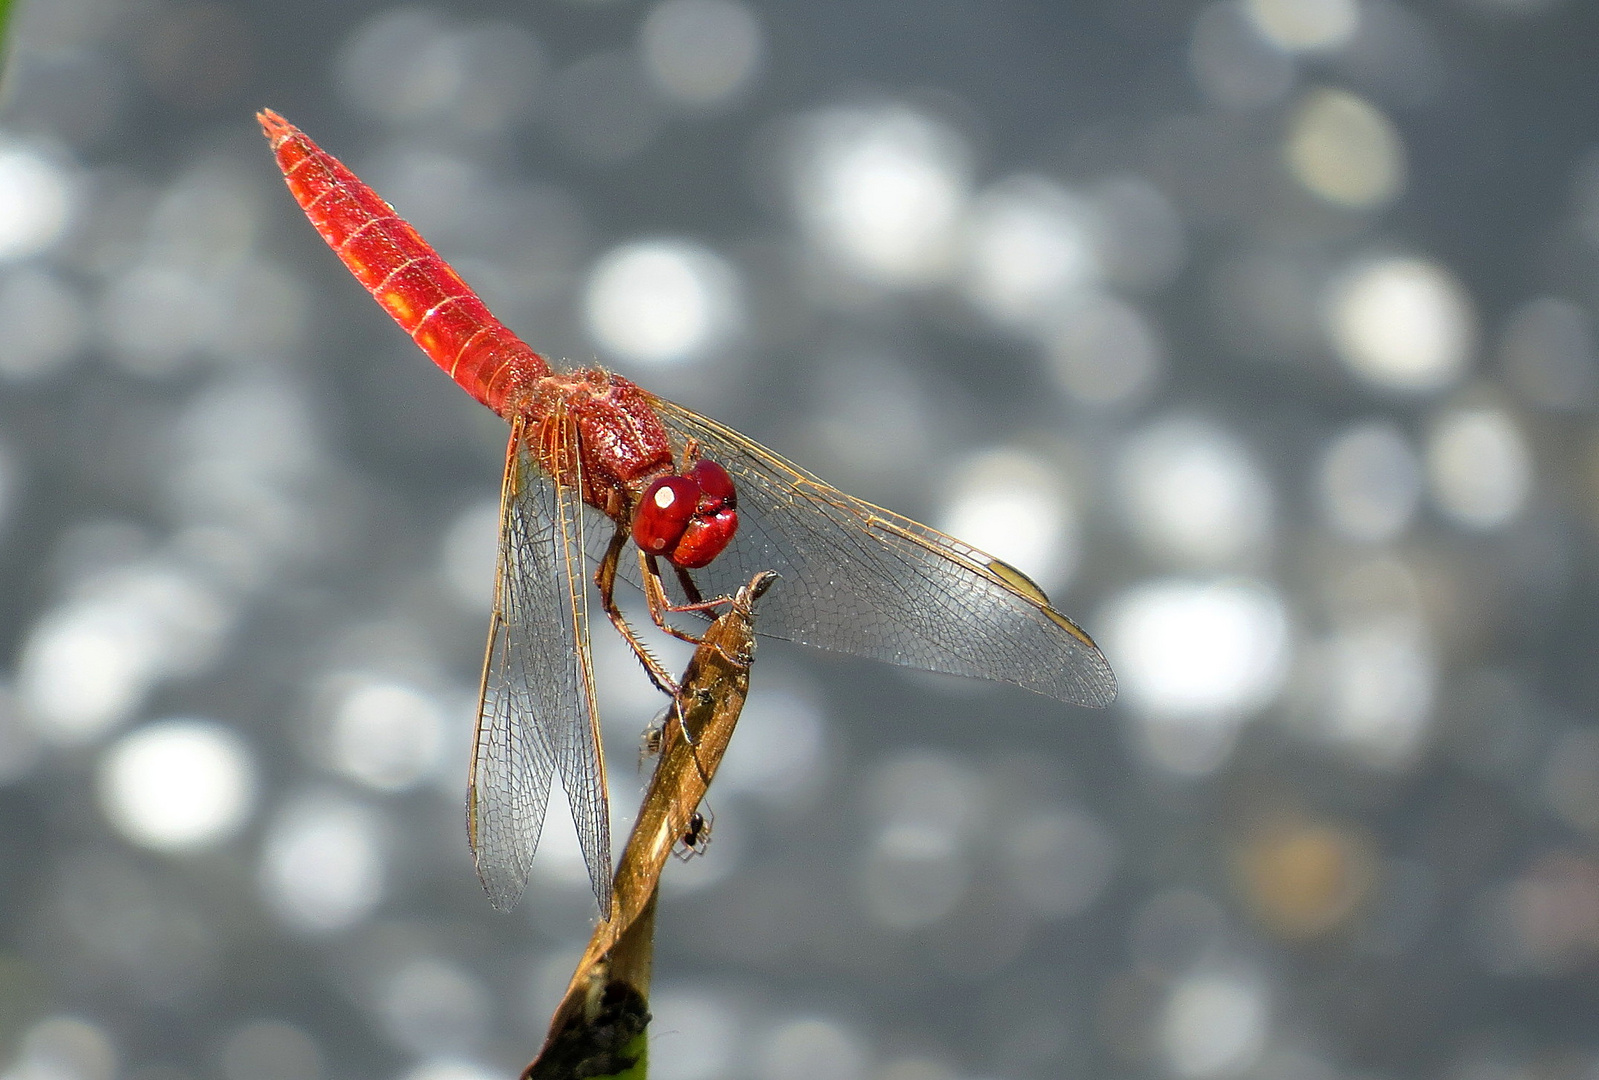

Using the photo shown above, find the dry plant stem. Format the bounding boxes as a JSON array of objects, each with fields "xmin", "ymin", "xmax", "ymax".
[{"xmin": 527, "ymin": 571, "xmax": 774, "ymax": 1079}]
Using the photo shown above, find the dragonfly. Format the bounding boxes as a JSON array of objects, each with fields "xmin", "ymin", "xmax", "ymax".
[{"xmin": 259, "ymin": 111, "xmax": 1116, "ymax": 920}]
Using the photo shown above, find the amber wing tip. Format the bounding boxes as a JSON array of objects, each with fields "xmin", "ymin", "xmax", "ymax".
[{"xmin": 256, "ymin": 108, "xmax": 295, "ymax": 146}]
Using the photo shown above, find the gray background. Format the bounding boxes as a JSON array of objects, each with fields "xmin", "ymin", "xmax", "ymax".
[{"xmin": 0, "ymin": 1, "xmax": 1597, "ymax": 1078}]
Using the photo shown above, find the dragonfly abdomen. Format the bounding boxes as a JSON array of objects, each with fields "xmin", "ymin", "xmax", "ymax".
[{"xmin": 259, "ymin": 110, "xmax": 548, "ymax": 414}]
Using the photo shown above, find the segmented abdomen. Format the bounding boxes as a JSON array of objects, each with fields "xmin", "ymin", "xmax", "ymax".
[{"xmin": 259, "ymin": 110, "xmax": 547, "ymax": 414}]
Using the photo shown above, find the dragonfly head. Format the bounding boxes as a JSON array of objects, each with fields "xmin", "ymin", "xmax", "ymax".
[{"xmin": 632, "ymin": 459, "xmax": 739, "ymax": 569}]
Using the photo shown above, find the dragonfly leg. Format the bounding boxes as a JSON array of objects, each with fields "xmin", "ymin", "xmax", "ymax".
[
  {"xmin": 673, "ymin": 561, "xmax": 707, "ymax": 606},
  {"xmin": 644, "ymin": 555, "xmax": 763, "ymax": 671},
  {"xmin": 677, "ymin": 437, "xmax": 703, "ymax": 473},
  {"xmin": 596, "ymin": 523, "xmax": 681, "ymax": 697},
  {"xmin": 638, "ymin": 551, "xmax": 722, "ymax": 646},
  {"xmin": 640, "ymin": 554, "xmax": 763, "ymax": 676},
  {"xmin": 642, "ymin": 552, "xmax": 746, "ymax": 622}
]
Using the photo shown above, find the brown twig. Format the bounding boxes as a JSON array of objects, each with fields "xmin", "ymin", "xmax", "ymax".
[{"xmin": 525, "ymin": 571, "xmax": 775, "ymax": 1080}]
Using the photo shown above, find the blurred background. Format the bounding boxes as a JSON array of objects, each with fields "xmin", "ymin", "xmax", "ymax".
[{"xmin": 0, "ymin": 0, "xmax": 1596, "ymax": 1077}]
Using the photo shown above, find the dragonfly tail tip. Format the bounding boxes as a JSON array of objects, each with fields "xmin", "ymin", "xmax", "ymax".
[{"xmin": 256, "ymin": 109, "xmax": 294, "ymax": 145}]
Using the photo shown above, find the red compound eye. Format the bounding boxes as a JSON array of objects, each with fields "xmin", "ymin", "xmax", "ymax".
[
  {"xmin": 632, "ymin": 475, "xmax": 698, "ymax": 556},
  {"xmin": 633, "ymin": 460, "xmax": 741, "ymax": 568},
  {"xmin": 670, "ymin": 460, "xmax": 738, "ymax": 568},
  {"xmin": 688, "ymin": 459, "xmax": 736, "ymax": 510},
  {"xmin": 670, "ymin": 506, "xmax": 738, "ymax": 568}
]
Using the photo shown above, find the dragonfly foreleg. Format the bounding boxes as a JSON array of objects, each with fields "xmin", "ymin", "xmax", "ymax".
[
  {"xmin": 676, "ymin": 436, "xmax": 703, "ymax": 474},
  {"xmin": 639, "ymin": 551, "xmax": 716, "ymax": 648},
  {"xmin": 596, "ymin": 522, "xmax": 682, "ymax": 697},
  {"xmin": 644, "ymin": 555, "xmax": 768, "ymax": 681},
  {"xmin": 672, "ymin": 562, "xmax": 706, "ymax": 606}
]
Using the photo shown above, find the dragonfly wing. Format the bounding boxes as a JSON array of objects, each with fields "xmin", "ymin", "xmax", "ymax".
[
  {"xmin": 648, "ymin": 400, "xmax": 1117, "ymax": 707},
  {"xmin": 468, "ymin": 417, "xmax": 612, "ymax": 917},
  {"xmin": 469, "ymin": 597, "xmax": 555, "ymax": 912}
]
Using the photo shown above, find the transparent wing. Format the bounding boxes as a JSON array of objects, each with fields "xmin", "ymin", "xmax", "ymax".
[
  {"xmin": 640, "ymin": 399, "xmax": 1117, "ymax": 707},
  {"xmin": 467, "ymin": 416, "xmax": 612, "ymax": 917}
]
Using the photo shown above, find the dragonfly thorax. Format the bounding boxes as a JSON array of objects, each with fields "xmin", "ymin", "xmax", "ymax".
[{"xmin": 520, "ymin": 370, "xmax": 678, "ymax": 512}]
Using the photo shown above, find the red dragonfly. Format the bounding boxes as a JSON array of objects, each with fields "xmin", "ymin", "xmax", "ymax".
[{"xmin": 260, "ymin": 111, "xmax": 1116, "ymax": 919}]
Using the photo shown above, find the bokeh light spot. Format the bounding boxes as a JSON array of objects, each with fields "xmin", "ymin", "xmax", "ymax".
[
  {"xmin": 639, "ymin": 0, "xmax": 763, "ymax": 108},
  {"xmin": 788, "ymin": 104, "xmax": 971, "ymax": 287},
  {"xmin": 1245, "ymin": 0, "xmax": 1359, "ymax": 51},
  {"xmin": 221, "ymin": 1021, "xmax": 323, "ymax": 1080},
  {"xmin": 1001, "ymin": 808, "xmax": 1118, "ymax": 918},
  {"xmin": 441, "ymin": 499, "xmax": 500, "ymax": 610},
  {"xmin": 1161, "ymin": 971, "xmax": 1270, "ymax": 1078},
  {"xmin": 1046, "ymin": 292, "xmax": 1166, "ymax": 409},
  {"xmin": 1425, "ymin": 405, "xmax": 1532, "ymax": 530},
  {"xmin": 1117, "ymin": 418, "xmax": 1274, "ymax": 568},
  {"xmin": 259, "ymin": 795, "xmax": 385, "ymax": 933},
  {"xmin": 98, "ymin": 720, "xmax": 256, "ymax": 852},
  {"xmin": 939, "ymin": 446, "xmax": 1076, "ymax": 594},
  {"xmin": 1299, "ymin": 559, "xmax": 1434, "ymax": 768},
  {"xmin": 100, "ymin": 263, "xmax": 217, "ymax": 377},
  {"xmin": 867, "ymin": 750, "xmax": 986, "ymax": 838},
  {"xmin": 1286, "ymin": 88, "xmax": 1405, "ymax": 209},
  {"xmin": 1316, "ymin": 421, "xmax": 1422, "ymax": 543},
  {"xmin": 648, "ymin": 986, "xmax": 741, "ymax": 1080},
  {"xmin": 758, "ymin": 1019, "xmax": 866, "ymax": 1080},
  {"xmin": 1088, "ymin": 176, "xmax": 1187, "ymax": 293},
  {"xmin": 585, "ymin": 240, "xmax": 741, "ymax": 366},
  {"xmin": 1236, "ymin": 822, "xmax": 1375, "ymax": 938},
  {"xmin": 877, "ymin": 1058, "xmax": 960, "ymax": 1080},
  {"xmin": 1189, "ymin": 2, "xmax": 1295, "ymax": 111},
  {"xmin": 380, "ymin": 959, "xmax": 490, "ymax": 1057},
  {"xmin": 145, "ymin": 161, "xmax": 260, "ymax": 273},
  {"xmin": 1475, "ymin": 853, "xmax": 1599, "ymax": 976},
  {"xmin": 860, "ymin": 751, "xmax": 983, "ymax": 928},
  {"xmin": 14, "ymin": 1016, "xmax": 117, "ymax": 1080},
  {"xmin": 20, "ymin": 601, "xmax": 157, "ymax": 743},
  {"xmin": 0, "ymin": 269, "xmax": 86, "ymax": 381},
  {"xmin": 19, "ymin": 565, "xmax": 233, "ymax": 746},
  {"xmin": 862, "ymin": 821, "xmax": 968, "ymax": 929},
  {"xmin": 963, "ymin": 174, "xmax": 1099, "ymax": 329},
  {"xmin": 337, "ymin": 8, "xmax": 543, "ymax": 132},
  {"xmin": 0, "ymin": 143, "xmax": 74, "ymax": 261},
  {"xmin": 1325, "ymin": 257, "xmax": 1474, "ymax": 393},
  {"xmin": 1101, "ymin": 580, "xmax": 1290, "ymax": 774},
  {"xmin": 716, "ymin": 679, "xmax": 828, "ymax": 810},
  {"xmin": 328, "ymin": 678, "xmax": 446, "ymax": 793},
  {"xmin": 398, "ymin": 1061, "xmax": 501, "ymax": 1080}
]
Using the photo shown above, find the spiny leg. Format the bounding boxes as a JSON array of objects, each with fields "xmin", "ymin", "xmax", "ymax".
[
  {"xmin": 673, "ymin": 561, "xmax": 706, "ymax": 606},
  {"xmin": 640, "ymin": 553, "xmax": 755, "ymax": 670},
  {"xmin": 595, "ymin": 521, "xmax": 681, "ymax": 696},
  {"xmin": 638, "ymin": 551, "xmax": 720, "ymax": 646}
]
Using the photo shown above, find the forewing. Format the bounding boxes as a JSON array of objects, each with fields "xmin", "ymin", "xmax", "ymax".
[
  {"xmin": 467, "ymin": 418, "xmax": 613, "ymax": 917},
  {"xmin": 646, "ymin": 400, "xmax": 1117, "ymax": 707}
]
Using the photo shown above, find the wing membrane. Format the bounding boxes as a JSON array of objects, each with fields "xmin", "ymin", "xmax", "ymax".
[
  {"xmin": 467, "ymin": 415, "xmax": 613, "ymax": 917},
  {"xmin": 645, "ymin": 399, "xmax": 1117, "ymax": 707}
]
